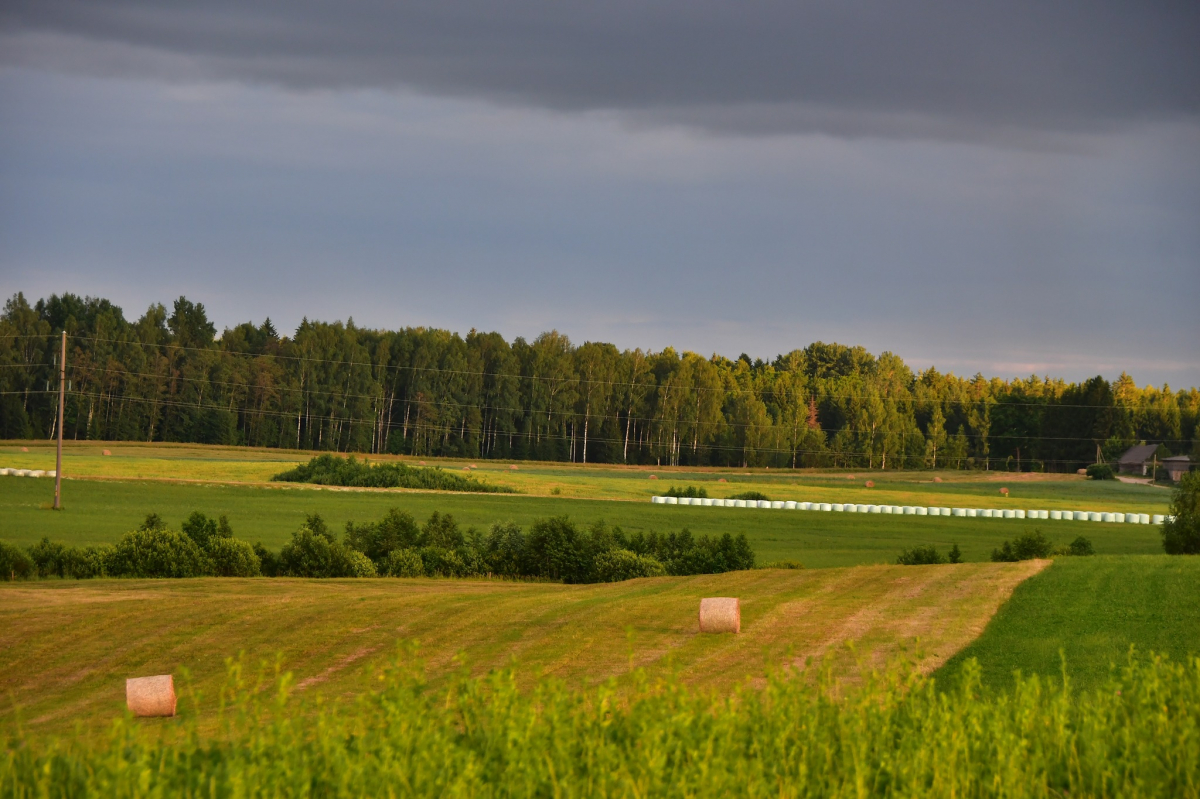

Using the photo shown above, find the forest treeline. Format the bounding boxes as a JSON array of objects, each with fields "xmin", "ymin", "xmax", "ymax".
[{"xmin": 1, "ymin": 292, "xmax": 1197, "ymax": 471}]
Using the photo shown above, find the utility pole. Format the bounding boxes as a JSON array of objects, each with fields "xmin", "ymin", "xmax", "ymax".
[{"xmin": 54, "ymin": 331, "xmax": 65, "ymax": 510}]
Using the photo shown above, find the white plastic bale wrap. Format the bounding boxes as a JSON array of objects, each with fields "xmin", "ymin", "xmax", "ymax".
[
  {"xmin": 1050, "ymin": 510, "xmax": 1062, "ymax": 520},
  {"xmin": 735, "ymin": 500, "xmax": 748, "ymax": 508},
  {"xmin": 845, "ymin": 504, "xmax": 858, "ymax": 513},
  {"xmin": 916, "ymin": 507, "xmax": 928, "ymax": 516},
  {"xmin": 832, "ymin": 503, "xmax": 844, "ymax": 512},
  {"xmin": 1101, "ymin": 512, "xmax": 1115, "ymax": 523},
  {"xmin": 1002, "ymin": 510, "xmax": 1015, "ymax": 519},
  {"xmin": 1015, "ymin": 510, "xmax": 1026, "ymax": 519},
  {"xmin": 967, "ymin": 508, "xmax": 977, "ymax": 517},
  {"xmin": 799, "ymin": 502, "xmax": 812, "ymax": 510},
  {"xmin": 698, "ymin": 597, "xmax": 741, "ymax": 634},
  {"xmin": 1152, "ymin": 514, "xmax": 1165, "ymax": 525},
  {"xmin": 1073, "ymin": 511, "xmax": 1087, "ymax": 521},
  {"xmin": 665, "ymin": 496, "xmax": 678, "ymax": 505},
  {"xmin": 771, "ymin": 501, "xmax": 784, "ymax": 509},
  {"xmin": 819, "ymin": 503, "xmax": 832, "ymax": 512},
  {"xmin": 701, "ymin": 498, "xmax": 714, "ymax": 507},
  {"xmin": 1113, "ymin": 513, "xmax": 1124, "ymax": 524},
  {"xmin": 1140, "ymin": 514, "xmax": 1151, "ymax": 524},
  {"xmin": 0, "ymin": 468, "xmax": 9, "ymax": 476},
  {"xmin": 126, "ymin": 675, "xmax": 177, "ymax": 718},
  {"xmin": 757, "ymin": 500, "xmax": 771, "ymax": 509},
  {"xmin": 1088, "ymin": 512, "xmax": 1102, "ymax": 522},
  {"xmin": 881, "ymin": 505, "xmax": 893, "ymax": 514},
  {"xmin": 651, "ymin": 496, "xmax": 662, "ymax": 504},
  {"xmin": 868, "ymin": 505, "xmax": 880, "ymax": 513},
  {"xmin": 784, "ymin": 501, "xmax": 797, "ymax": 510},
  {"xmin": 1125, "ymin": 513, "xmax": 1139, "ymax": 524}
]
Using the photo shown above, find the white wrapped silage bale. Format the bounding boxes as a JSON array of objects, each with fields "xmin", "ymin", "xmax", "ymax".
[
  {"xmin": 1100, "ymin": 512, "xmax": 1113, "ymax": 522},
  {"xmin": 927, "ymin": 507, "xmax": 940, "ymax": 516},
  {"xmin": 665, "ymin": 496, "xmax": 678, "ymax": 505},
  {"xmin": 47, "ymin": 470, "xmax": 56, "ymax": 478},
  {"xmin": 651, "ymin": 496, "xmax": 663, "ymax": 504},
  {"xmin": 1087, "ymin": 512, "xmax": 1101, "ymax": 522},
  {"xmin": 845, "ymin": 504, "xmax": 857, "ymax": 513},
  {"xmin": 966, "ymin": 508, "xmax": 977, "ymax": 517},
  {"xmin": 711, "ymin": 498, "xmax": 725, "ymax": 507},
  {"xmin": 784, "ymin": 501, "xmax": 796, "ymax": 510},
  {"xmin": 734, "ymin": 499, "xmax": 747, "ymax": 508},
  {"xmin": 701, "ymin": 498, "xmax": 714, "ymax": 506},
  {"xmin": 1050, "ymin": 510, "xmax": 1062, "ymax": 520},
  {"xmin": 14, "ymin": 469, "xmax": 30, "ymax": 477},
  {"xmin": 1002, "ymin": 510, "xmax": 1015, "ymax": 519},
  {"xmin": 800, "ymin": 502, "xmax": 812, "ymax": 510},
  {"xmin": 916, "ymin": 506, "xmax": 928, "ymax": 516},
  {"xmin": 1124, "ymin": 512, "xmax": 1138, "ymax": 523},
  {"xmin": 1015, "ymin": 510, "xmax": 1026, "ymax": 519},
  {"xmin": 678, "ymin": 497, "xmax": 692, "ymax": 506},
  {"xmin": 868, "ymin": 505, "xmax": 880, "ymax": 513},
  {"xmin": 832, "ymin": 503, "xmax": 844, "ymax": 512},
  {"xmin": 757, "ymin": 500, "xmax": 771, "ymax": 509},
  {"xmin": 0, "ymin": 468, "xmax": 9, "ymax": 476},
  {"xmin": 819, "ymin": 503, "xmax": 832, "ymax": 512},
  {"xmin": 952, "ymin": 508, "xmax": 965, "ymax": 517},
  {"xmin": 1139, "ymin": 514, "xmax": 1151, "ymax": 524},
  {"xmin": 1113, "ymin": 513, "xmax": 1124, "ymax": 524},
  {"xmin": 1152, "ymin": 514, "xmax": 1165, "ymax": 525},
  {"xmin": 881, "ymin": 505, "xmax": 893, "ymax": 514},
  {"xmin": 1074, "ymin": 511, "xmax": 1088, "ymax": 521},
  {"xmin": 771, "ymin": 501, "xmax": 784, "ymax": 509},
  {"xmin": 902, "ymin": 506, "xmax": 915, "ymax": 515}
]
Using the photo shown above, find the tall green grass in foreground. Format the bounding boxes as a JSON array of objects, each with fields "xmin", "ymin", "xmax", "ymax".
[{"xmin": 4, "ymin": 651, "xmax": 1197, "ymax": 797}]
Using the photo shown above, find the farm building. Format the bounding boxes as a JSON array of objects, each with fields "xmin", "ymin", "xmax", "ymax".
[
  {"xmin": 1161, "ymin": 455, "xmax": 1194, "ymax": 482},
  {"xmin": 1117, "ymin": 444, "xmax": 1163, "ymax": 475}
]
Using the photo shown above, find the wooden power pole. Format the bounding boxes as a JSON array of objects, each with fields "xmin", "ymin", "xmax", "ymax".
[{"xmin": 54, "ymin": 331, "xmax": 65, "ymax": 510}]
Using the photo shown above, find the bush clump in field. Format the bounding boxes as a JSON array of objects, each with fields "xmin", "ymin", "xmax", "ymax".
[
  {"xmin": 663, "ymin": 485, "xmax": 708, "ymax": 498},
  {"xmin": 0, "ymin": 540, "xmax": 35, "ymax": 581},
  {"xmin": 331, "ymin": 509, "xmax": 754, "ymax": 583},
  {"xmin": 1085, "ymin": 463, "xmax": 1116, "ymax": 480},
  {"xmin": 1162, "ymin": 470, "xmax": 1200, "ymax": 555},
  {"xmin": 279, "ymin": 514, "xmax": 376, "ymax": 578},
  {"xmin": 896, "ymin": 545, "xmax": 946, "ymax": 565},
  {"xmin": 272, "ymin": 454, "xmax": 515, "ymax": 493},
  {"xmin": 1054, "ymin": 536, "xmax": 1095, "ymax": 557},
  {"xmin": 728, "ymin": 490, "xmax": 769, "ymax": 501},
  {"xmin": 5, "ymin": 652, "xmax": 1196, "ymax": 796},
  {"xmin": 991, "ymin": 529, "xmax": 1054, "ymax": 562},
  {"xmin": 761, "ymin": 560, "xmax": 804, "ymax": 570}
]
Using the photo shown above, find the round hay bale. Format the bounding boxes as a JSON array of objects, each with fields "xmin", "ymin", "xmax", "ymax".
[
  {"xmin": 698, "ymin": 597, "xmax": 740, "ymax": 634},
  {"xmin": 21, "ymin": 447, "xmax": 29, "ymax": 452},
  {"xmin": 419, "ymin": 461, "xmax": 426, "ymax": 466},
  {"xmin": 510, "ymin": 465, "xmax": 518, "ymax": 470},
  {"xmin": 999, "ymin": 487, "xmax": 1009, "ymax": 495},
  {"xmin": 865, "ymin": 480, "xmax": 875, "ymax": 487},
  {"xmin": 102, "ymin": 449, "xmax": 111, "ymax": 455},
  {"xmin": 847, "ymin": 474, "xmax": 856, "ymax": 480},
  {"xmin": 126, "ymin": 675, "xmax": 176, "ymax": 718},
  {"xmin": 933, "ymin": 476, "xmax": 943, "ymax": 483},
  {"xmin": 649, "ymin": 474, "xmax": 658, "ymax": 479},
  {"xmin": 717, "ymin": 478, "xmax": 727, "ymax": 483}
]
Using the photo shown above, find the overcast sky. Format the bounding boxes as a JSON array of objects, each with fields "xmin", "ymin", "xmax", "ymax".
[{"xmin": 1, "ymin": 1, "xmax": 1197, "ymax": 386}]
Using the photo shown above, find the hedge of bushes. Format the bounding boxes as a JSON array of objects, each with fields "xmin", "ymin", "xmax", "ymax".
[
  {"xmin": 1, "ymin": 509, "xmax": 755, "ymax": 583},
  {"xmin": 272, "ymin": 454, "xmax": 514, "ymax": 493}
]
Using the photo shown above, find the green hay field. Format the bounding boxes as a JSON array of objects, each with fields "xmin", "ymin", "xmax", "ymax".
[
  {"xmin": 0, "ymin": 474, "xmax": 1167, "ymax": 568},
  {"xmin": 939, "ymin": 555, "xmax": 1200, "ymax": 691},
  {"xmin": 0, "ymin": 561, "xmax": 1043, "ymax": 738}
]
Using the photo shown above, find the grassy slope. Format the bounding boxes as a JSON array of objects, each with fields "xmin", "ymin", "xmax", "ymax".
[
  {"xmin": 0, "ymin": 561, "xmax": 1042, "ymax": 738},
  {"xmin": 938, "ymin": 555, "xmax": 1200, "ymax": 692},
  {"xmin": 0, "ymin": 440, "xmax": 1171, "ymax": 510},
  {"xmin": 0, "ymin": 475, "xmax": 1166, "ymax": 567}
]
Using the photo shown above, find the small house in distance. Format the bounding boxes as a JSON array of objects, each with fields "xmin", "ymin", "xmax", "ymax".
[
  {"xmin": 1161, "ymin": 455, "xmax": 1194, "ymax": 483},
  {"xmin": 1117, "ymin": 444, "xmax": 1161, "ymax": 476}
]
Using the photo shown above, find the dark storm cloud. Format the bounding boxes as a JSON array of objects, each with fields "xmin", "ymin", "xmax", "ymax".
[{"xmin": 3, "ymin": 0, "xmax": 1198, "ymax": 138}]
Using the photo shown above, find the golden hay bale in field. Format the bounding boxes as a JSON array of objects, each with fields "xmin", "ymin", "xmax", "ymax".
[
  {"xmin": 934, "ymin": 476, "xmax": 943, "ymax": 483},
  {"xmin": 101, "ymin": 449, "xmax": 110, "ymax": 455},
  {"xmin": 1000, "ymin": 487, "xmax": 1009, "ymax": 495},
  {"xmin": 126, "ymin": 675, "xmax": 176, "ymax": 717},
  {"xmin": 509, "ymin": 464, "xmax": 518, "ymax": 470},
  {"xmin": 698, "ymin": 597, "xmax": 740, "ymax": 634},
  {"xmin": 865, "ymin": 480, "xmax": 875, "ymax": 488},
  {"xmin": 649, "ymin": 474, "xmax": 657, "ymax": 479}
]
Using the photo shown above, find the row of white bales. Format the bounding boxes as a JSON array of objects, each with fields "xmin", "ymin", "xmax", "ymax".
[
  {"xmin": 650, "ymin": 495, "xmax": 1171, "ymax": 525},
  {"xmin": 1, "ymin": 468, "xmax": 56, "ymax": 478}
]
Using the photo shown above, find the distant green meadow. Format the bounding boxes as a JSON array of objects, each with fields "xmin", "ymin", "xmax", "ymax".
[{"xmin": 0, "ymin": 474, "xmax": 1168, "ymax": 568}]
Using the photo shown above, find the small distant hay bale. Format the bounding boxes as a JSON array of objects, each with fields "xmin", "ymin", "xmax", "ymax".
[
  {"xmin": 509, "ymin": 464, "xmax": 518, "ymax": 470},
  {"xmin": 999, "ymin": 487, "xmax": 1009, "ymax": 495},
  {"xmin": 469, "ymin": 464, "xmax": 477, "ymax": 469},
  {"xmin": 21, "ymin": 447, "xmax": 29, "ymax": 453},
  {"xmin": 463, "ymin": 466, "xmax": 471, "ymax": 471},
  {"xmin": 648, "ymin": 474, "xmax": 658, "ymax": 479},
  {"xmin": 865, "ymin": 480, "xmax": 875, "ymax": 488},
  {"xmin": 847, "ymin": 474, "xmax": 855, "ymax": 479},
  {"xmin": 419, "ymin": 461, "xmax": 426, "ymax": 466},
  {"xmin": 933, "ymin": 476, "xmax": 943, "ymax": 483},
  {"xmin": 718, "ymin": 478, "xmax": 727, "ymax": 483},
  {"xmin": 126, "ymin": 675, "xmax": 176, "ymax": 718},
  {"xmin": 698, "ymin": 597, "xmax": 740, "ymax": 634},
  {"xmin": 102, "ymin": 449, "xmax": 111, "ymax": 455},
  {"xmin": 1076, "ymin": 468, "xmax": 1088, "ymax": 475}
]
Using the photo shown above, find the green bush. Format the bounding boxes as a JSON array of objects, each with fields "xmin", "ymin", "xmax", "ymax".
[
  {"xmin": 896, "ymin": 545, "xmax": 946, "ymax": 565},
  {"xmin": 948, "ymin": 543, "xmax": 963, "ymax": 563},
  {"xmin": 663, "ymin": 485, "xmax": 708, "ymax": 498},
  {"xmin": 273, "ymin": 454, "xmax": 514, "ymax": 493},
  {"xmin": 1085, "ymin": 463, "xmax": 1116, "ymax": 480},
  {"xmin": 279, "ymin": 521, "xmax": 370, "ymax": 579},
  {"xmin": 0, "ymin": 540, "xmax": 35, "ymax": 581},
  {"xmin": 1067, "ymin": 536, "xmax": 1095, "ymax": 556},
  {"xmin": 254, "ymin": 543, "xmax": 282, "ymax": 577},
  {"xmin": 382, "ymin": 548, "xmax": 425, "ymax": 577},
  {"xmin": 107, "ymin": 527, "xmax": 212, "ymax": 578},
  {"xmin": 1162, "ymin": 470, "xmax": 1200, "ymax": 555},
  {"xmin": 207, "ymin": 537, "xmax": 262, "ymax": 577},
  {"xmin": 991, "ymin": 529, "xmax": 1055, "ymax": 562},
  {"xmin": 728, "ymin": 490, "xmax": 769, "ymax": 501},
  {"xmin": 592, "ymin": 548, "xmax": 666, "ymax": 582},
  {"xmin": 182, "ymin": 511, "xmax": 233, "ymax": 549},
  {"xmin": 761, "ymin": 560, "xmax": 805, "ymax": 570},
  {"xmin": 345, "ymin": 508, "xmax": 422, "ymax": 566}
]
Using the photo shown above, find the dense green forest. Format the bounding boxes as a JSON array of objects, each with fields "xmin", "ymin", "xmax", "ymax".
[{"xmin": 1, "ymin": 293, "xmax": 1196, "ymax": 471}]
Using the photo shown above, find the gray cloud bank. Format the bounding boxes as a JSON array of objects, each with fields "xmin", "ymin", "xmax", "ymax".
[{"xmin": 3, "ymin": 1, "xmax": 1199, "ymax": 139}]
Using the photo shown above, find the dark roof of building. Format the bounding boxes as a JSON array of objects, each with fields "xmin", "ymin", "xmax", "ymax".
[
  {"xmin": 1119, "ymin": 444, "xmax": 1160, "ymax": 464},
  {"xmin": 1161, "ymin": 455, "xmax": 1192, "ymax": 463}
]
